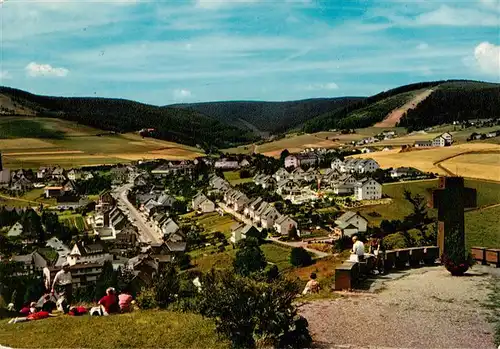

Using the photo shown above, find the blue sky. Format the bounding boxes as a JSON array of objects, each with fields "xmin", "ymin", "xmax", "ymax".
[{"xmin": 0, "ymin": 0, "xmax": 499, "ymax": 105}]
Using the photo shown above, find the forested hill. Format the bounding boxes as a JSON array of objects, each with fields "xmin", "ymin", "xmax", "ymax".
[
  {"xmin": 304, "ymin": 80, "xmax": 500, "ymax": 132},
  {"xmin": 0, "ymin": 87, "xmax": 257, "ymax": 149},
  {"xmin": 169, "ymin": 97, "xmax": 363, "ymax": 134},
  {"xmin": 398, "ymin": 81, "xmax": 500, "ymax": 131}
]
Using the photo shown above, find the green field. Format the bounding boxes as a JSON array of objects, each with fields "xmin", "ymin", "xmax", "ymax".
[
  {"xmin": 465, "ymin": 206, "xmax": 500, "ymax": 250},
  {"xmin": 0, "ymin": 117, "xmax": 203, "ymax": 169},
  {"xmin": 223, "ymin": 171, "xmax": 253, "ymax": 185},
  {"xmin": 260, "ymin": 242, "xmax": 293, "ymax": 271},
  {"xmin": 58, "ymin": 213, "xmax": 88, "ymax": 232},
  {"xmin": 360, "ymin": 179, "xmax": 500, "ymax": 225},
  {"xmin": 0, "ymin": 310, "xmax": 227, "ymax": 349}
]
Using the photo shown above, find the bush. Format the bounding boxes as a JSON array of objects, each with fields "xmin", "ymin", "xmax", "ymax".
[
  {"xmin": 290, "ymin": 247, "xmax": 313, "ymax": 267},
  {"xmin": 198, "ymin": 269, "xmax": 311, "ymax": 349},
  {"xmin": 154, "ymin": 264, "xmax": 180, "ymax": 309},
  {"xmin": 384, "ymin": 233, "xmax": 407, "ymax": 250},
  {"xmin": 239, "ymin": 169, "xmax": 251, "ymax": 178},
  {"xmin": 136, "ymin": 287, "xmax": 157, "ymax": 310}
]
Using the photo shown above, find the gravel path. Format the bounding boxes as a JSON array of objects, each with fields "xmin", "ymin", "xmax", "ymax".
[{"xmin": 299, "ymin": 266, "xmax": 498, "ymax": 349}]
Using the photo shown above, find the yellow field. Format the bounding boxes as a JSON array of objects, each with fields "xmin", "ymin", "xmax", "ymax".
[
  {"xmin": 0, "ymin": 117, "xmax": 204, "ymax": 168},
  {"xmin": 353, "ymin": 143, "xmax": 500, "ymax": 181},
  {"xmin": 440, "ymin": 153, "xmax": 500, "ymax": 181}
]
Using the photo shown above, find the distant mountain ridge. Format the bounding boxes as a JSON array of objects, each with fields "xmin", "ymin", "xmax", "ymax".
[
  {"xmin": 169, "ymin": 97, "xmax": 363, "ymax": 135},
  {"xmin": 0, "ymin": 86, "xmax": 257, "ymax": 150}
]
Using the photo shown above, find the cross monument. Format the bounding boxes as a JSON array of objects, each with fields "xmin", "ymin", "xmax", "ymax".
[{"xmin": 430, "ymin": 176, "xmax": 477, "ymax": 257}]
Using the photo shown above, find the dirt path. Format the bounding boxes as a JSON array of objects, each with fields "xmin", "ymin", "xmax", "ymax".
[
  {"xmin": 300, "ymin": 266, "xmax": 498, "ymax": 349},
  {"xmin": 374, "ymin": 89, "xmax": 434, "ymax": 128}
]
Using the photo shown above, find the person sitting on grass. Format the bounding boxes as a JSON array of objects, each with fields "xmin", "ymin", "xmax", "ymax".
[
  {"xmin": 41, "ymin": 294, "xmax": 57, "ymax": 313},
  {"xmin": 302, "ymin": 273, "xmax": 320, "ymax": 295},
  {"xmin": 68, "ymin": 306, "xmax": 88, "ymax": 316},
  {"xmin": 118, "ymin": 288, "xmax": 133, "ymax": 313},
  {"xmin": 8, "ymin": 308, "xmax": 59, "ymax": 324},
  {"xmin": 93, "ymin": 287, "xmax": 119, "ymax": 316}
]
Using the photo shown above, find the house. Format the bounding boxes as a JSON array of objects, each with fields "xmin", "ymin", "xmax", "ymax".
[
  {"xmin": 11, "ymin": 177, "xmax": 33, "ymax": 192},
  {"xmin": 214, "ymin": 158, "xmax": 240, "ymax": 170},
  {"xmin": 304, "ymin": 167, "xmax": 320, "ymax": 182},
  {"xmin": 51, "ymin": 167, "xmax": 65, "ymax": 180},
  {"xmin": 360, "ymin": 147, "xmax": 376, "ymax": 154},
  {"xmin": 209, "ymin": 175, "xmax": 231, "ymax": 192},
  {"xmin": 273, "ymin": 215, "xmax": 298, "ymax": 235},
  {"xmin": 10, "ymin": 251, "xmax": 48, "ymax": 273},
  {"xmin": 390, "ymin": 167, "xmax": 422, "ymax": 178},
  {"xmin": 382, "ymin": 147, "xmax": 393, "ymax": 152},
  {"xmin": 332, "ymin": 174, "xmax": 358, "ymax": 195},
  {"xmin": 229, "ymin": 224, "xmax": 259, "ymax": 244},
  {"xmin": 284, "ymin": 153, "xmax": 318, "ymax": 169},
  {"xmin": 45, "ymin": 186, "xmax": 64, "ymax": 198},
  {"xmin": 335, "ymin": 211, "xmax": 368, "ymax": 232},
  {"xmin": 260, "ymin": 206, "xmax": 281, "ymax": 229},
  {"xmin": 115, "ymin": 224, "xmax": 138, "ymax": 247},
  {"xmin": 161, "ymin": 218, "xmax": 180, "ymax": 238},
  {"xmin": 67, "ymin": 241, "xmax": 112, "ymax": 266},
  {"xmin": 432, "ymin": 136, "xmax": 447, "ymax": 147},
  {"xmin": 322, "ymin": 168, "xmax": 340, "ymax": 185},
  {"xmin": 192, "ymin": 192, "xmax": 215, "ymax": 213},
  {"xmin": 354, "ymin": 178, "xmax": 382, "ymax": 201},
  {"xmin": 56, "ymin": 195, "xmax": 88, "ymax": 210},
  {"xmin": 440, "ymin": 132, "xmax": 453, "ymax": 144},
  {"xmin": 62, "ymin": 180, "xmax": 77, "ymax": 193},
  {"xmin": 244, "ymin": 197, "xmax": 264, "ymax": 220},
  {"xmin": 36, "ymin": 167, "xmax": 52, "ymax": 180},
  {"xmin": 341, "ymin": 158, "xmax": 380, "ymax": 174},
  {"xmin": 67, "ymin": 169, "xmax": 82, "ymax": 181},
  {"xmin": 224, "ymin": 189, "xmax": 250, "ymax": 212},
  {"xmin": 273, "ymin": 168, "xmax": 289, "ymax": 182},
  {"xmin": 7, "ymin": 222, "xmax": 23, "ymax": 237},
  {"xmin": 414, "ymin": 140, "xmax": 433, "ymax": 148},
  {"xmin": 239, "ymin": 159, "xmax": 250, "ymax": 167},
  {"xmin": 330, "ymin": 158, "xmax": 343, "ymax": 171},
  {"xmin": 253, "ymin": 174, "xmax": 273, "ymax": 189}
]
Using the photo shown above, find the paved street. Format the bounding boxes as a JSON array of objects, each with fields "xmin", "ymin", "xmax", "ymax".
[{"xmin": 113, "ymin": 182, "xmax": 163, "ymax": 245}]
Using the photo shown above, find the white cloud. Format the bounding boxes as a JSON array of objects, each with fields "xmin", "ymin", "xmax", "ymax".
[
  {"xmin": 474, "ymin": 42, "xmax": 500, "ymax": 77},
  {"xmin": 173, "ymin": 88, "xmax": 193, "ymax": 100},
  {"xmin": 305, "ymin": 82, "xmax": 339, "ymax": 91},
  {"xmin": 25, "ymin": 62, "xmax": 69, "ymax": 77},
  {"xmin": 0, "ymin": 70, "xmax": 12, "ymax": 80},
  {"xmin": 415, "ymin": 5, "xmax": 498, "ymax": 26},
  {"xmin": 416, "ymin": 42, "xmax": 429, "ymax": 50}
]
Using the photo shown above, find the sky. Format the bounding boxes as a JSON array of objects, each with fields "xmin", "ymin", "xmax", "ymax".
[{"xmin": 0, "ymin": 0, "xmax": 499, "ymax": 105}]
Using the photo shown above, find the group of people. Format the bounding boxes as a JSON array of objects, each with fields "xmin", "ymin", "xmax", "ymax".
[
  {"xmin": 7, "ymin": 261, "xmax": 135, "ymax": 324},
  {"xmin": 351, "ymin": 234, "xmax": 385, "ymax": 274}
]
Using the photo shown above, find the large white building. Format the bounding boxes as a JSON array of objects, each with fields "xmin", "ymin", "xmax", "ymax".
[
  {"xmin": 340, "ymin": 158, "xmax": 380, "ymax": 174},
  {"xmin": 284, "ymin": 153, "xmax": 318, "ymax": 168},
  {"xmin": 354, "ymin": 178, "xmax": 382, "ymax": 201}
]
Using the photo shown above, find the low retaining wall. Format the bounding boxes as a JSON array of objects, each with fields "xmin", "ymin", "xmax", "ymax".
[
  {"xmin": 334, "ymin": 246, "xmax": 439, "ymax": 291},
  {"xmin": 471, "ymin": 247, "xmax": 500, "ymax": 267}
]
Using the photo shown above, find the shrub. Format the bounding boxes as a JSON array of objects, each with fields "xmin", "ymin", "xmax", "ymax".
[
  {"xmin": 384, "ymin": 233, "xmax": 407, "ymax": 250},
  {"xmin": 136, "ymin": 287, "xmax": 157, "ymax": 310},
  {"xmin": 198, "ymin": 269, "xmax": 311, "ymax": 349},
  {"xmin": 334, "ymin": 235, "xmax": 352, "ymax": 252},
  {"xmin": 154, "ymin": 264, "xmax": 180, "ymax": 309},
  {"xmin": 290, "ymin": 247, "xmax": 313, "ymax": 267}
]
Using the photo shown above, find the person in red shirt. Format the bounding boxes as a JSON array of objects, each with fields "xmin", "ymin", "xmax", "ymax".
[
  {"xmin": 98, "ymin": 287, "xmax": 119, "ymax": 315},
  {"xmin": 68, "ymin": 306, "xmax": 88, "ymax": 316},
  {"xmin": 8, "ymin": 310, "xmax": 55, "ymax": 324}
]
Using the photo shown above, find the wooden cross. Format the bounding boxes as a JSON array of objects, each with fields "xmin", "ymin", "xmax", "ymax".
[{"xmin": 430, "ymin": 177, "xmax": 477, "ymax": 257}]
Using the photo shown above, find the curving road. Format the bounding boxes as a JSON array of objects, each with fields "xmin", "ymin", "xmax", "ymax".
[{"xmin": 113, "ymin": 182, "xmax": 163, "ymax": 245}]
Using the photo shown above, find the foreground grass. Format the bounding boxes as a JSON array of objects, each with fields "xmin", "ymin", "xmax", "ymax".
[{"xmin": 0, "ymin": 310, "xmax": 228, "ymax": 349}]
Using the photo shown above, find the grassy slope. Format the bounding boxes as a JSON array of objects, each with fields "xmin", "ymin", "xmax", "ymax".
[{"xmin": 0, "ymin": 310, "xmax": 228, "ymax": 349}]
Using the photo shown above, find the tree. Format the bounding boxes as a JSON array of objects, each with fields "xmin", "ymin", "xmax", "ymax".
[
  {"xmin": 176, "ymin": 253, "xmax": 192, "ymax": 271},
  {"xmin": 403, "ymin": 190, "xmax": 431, "ymax": 229},
  {"xmin": 20, "ymin": 209, "xmax": 44, "ymax": 244},
  {"xmin": 233, "ymin": 237, "xmax": 267, "ymax": 277},
  {"xmin": 95, "ymin": 261, "xmax": 118, "ymax": 300},
  {"xmin": 280, "ymin": 149, "xmax": 290, "ymax": 165},
  {"xmin": 288, "ymin": 226, "xmax": 299, "ymax": 241},
  {"xmin": 239, "ymin": 169, "xmax": 251, "ymax": 179},
  {"xmin": 154, "ymin": 264, "xmax": 180, "ymax": 309},
  {"xmin": 290, "ymin": 247, "xmax": 313, "ymax": 267}
]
